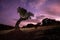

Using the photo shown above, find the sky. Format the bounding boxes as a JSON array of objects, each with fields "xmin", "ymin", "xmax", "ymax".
[{"xmin": 0, "ymin": 0, "xmax": 60, "ymax": 27}]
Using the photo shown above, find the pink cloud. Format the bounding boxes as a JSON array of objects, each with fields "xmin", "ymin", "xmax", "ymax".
[
  {"xmin": 49, "ymin": 4, "xmax": 60, "ymax": 14},
  {"xmin": 41, "ymin": 3, "xmax": 60, "ymax": 16}
]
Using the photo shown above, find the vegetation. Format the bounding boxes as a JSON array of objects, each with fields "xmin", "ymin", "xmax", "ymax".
[
  {"xmin": 42, "ymin": 18, "xmax": 60, "ymax": 26},
  {"xmin": 0, "ymin": 24, "xmax": 14, "ymax": 30},
  {"xmin": 0, "ymin": 26, "xmax": 60, "ymax": 40},
  {"xmin": 15, "ymin": 7, "xmax": 34, "ymax": 30}
]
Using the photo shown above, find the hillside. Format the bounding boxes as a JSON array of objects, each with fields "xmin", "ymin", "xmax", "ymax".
[
  {"xmin": 0, "ymin": 24, "xmax": 14, "ymax": 30},
  {"xmin": 0, "ymin": 26, "xmax": 60, "ymax": 40}
]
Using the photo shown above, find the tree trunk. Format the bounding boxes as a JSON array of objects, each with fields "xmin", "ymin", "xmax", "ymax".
[
  {"xmin": 15, "ymin": 18, "xmax": 27, "ymax": 30},
  {"xmin": 15, "ymin": 18, "xmax": 23, "ymax": 30}
]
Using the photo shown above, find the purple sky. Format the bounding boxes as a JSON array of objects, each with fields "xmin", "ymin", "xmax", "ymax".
[{"xmin": 0, "ymin": 0, "xmax": 60, "ymax": 27}]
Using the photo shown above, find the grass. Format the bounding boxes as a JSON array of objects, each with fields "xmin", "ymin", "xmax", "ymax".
[{"xmin": 0, "ymin": 25, "xmax": 60, "ymax": 40}]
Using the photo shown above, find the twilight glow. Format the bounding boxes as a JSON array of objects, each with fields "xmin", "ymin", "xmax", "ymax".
[{"xmin": 0, "ymin": 0, "xmax": 60, "ymax": 27}]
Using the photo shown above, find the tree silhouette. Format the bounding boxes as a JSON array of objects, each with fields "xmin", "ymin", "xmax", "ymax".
[
  {"xmin": 42, "ymin": 18, "xmax": 49, "ymax": 26},
  {"xmin": 42, "ymin": 18, "xmax": 56, "ymax": 26},
  {"xmin": 15, "ymin": 7, "xmax": 34, "ymax": 30}
]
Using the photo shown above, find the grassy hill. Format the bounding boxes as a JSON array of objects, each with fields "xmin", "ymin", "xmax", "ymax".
[
  {"xmin": 0, "ymin": 24, "xmax": 14, "ymax": 30},
  {"xmin": 0, "ymin": 25, "xmax": 60, "ymax": 40}
]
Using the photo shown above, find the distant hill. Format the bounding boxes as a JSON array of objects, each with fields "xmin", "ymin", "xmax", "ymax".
[
  {"xmin": 23, "ymin": 24, "xmax": 35, "ymax": 28},
  {"xmin": 0, "ymin": 24, "xmax": 14, "ymax": 30},
  {"xmin": 23, "ymin": 23, "xmax": 41, "ymax": 28}
]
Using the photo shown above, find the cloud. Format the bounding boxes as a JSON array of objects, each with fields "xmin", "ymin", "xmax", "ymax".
[
  {"xmin": 41, "ymin": 0, "xmax": 60, "ymax": 16},
  {"xmin": 0, "ymin": 0, "xmax": 60, "ymax": 27},
  {"xmin": 36, "ymin": 15, "xmax": 45, "ymax": 19},
  {"xmin": 28, "ymin": 0, "xmax": 46, "ymax": 9},
  {"xmin": 45, "ymin": 0, "xmax": 60, "ymax": 5}
]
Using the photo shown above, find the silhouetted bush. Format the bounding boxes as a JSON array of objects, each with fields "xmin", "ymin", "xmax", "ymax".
[
  {"xmin": 23, "ymin": 24, "xmax": 35, "ymax": 28},
  {"xmin": 23, "ymin": 23, "xmax": 41, "ymax": 28},
  {"xmin": 42, "ymin": 18, "xmax": 57, "ymax": 26}
]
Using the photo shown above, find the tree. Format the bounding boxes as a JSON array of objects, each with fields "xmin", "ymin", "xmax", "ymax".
[
  {"xmin": 15, "ymin": 7, "xmax": 34, "ymax": 30},
  {"xmin": 42, "ymin": 18, "xmax": 48, "ymax": 26},
  {"xmin": 42, "ymin": 18, "xmax": 56, "ymax": 26}
]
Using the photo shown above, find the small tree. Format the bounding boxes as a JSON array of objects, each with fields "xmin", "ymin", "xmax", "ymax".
[{"xmin": 15, "ymin": 7, "xmax": 34, "ymax": 30}]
